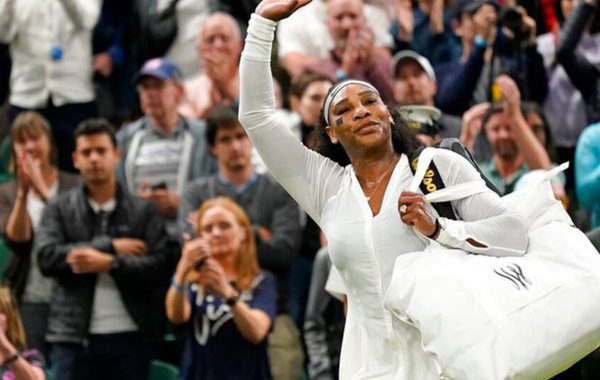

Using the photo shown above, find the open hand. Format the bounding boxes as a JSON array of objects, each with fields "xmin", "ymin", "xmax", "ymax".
[{"xmin": 256, "ymin": 0, "xmax": 312, "ymax": 21}]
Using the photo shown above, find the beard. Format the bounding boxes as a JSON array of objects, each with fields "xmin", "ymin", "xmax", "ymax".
[{"xmin": 495, "ymin": 140, "xmax": 519, "ymax": 161}]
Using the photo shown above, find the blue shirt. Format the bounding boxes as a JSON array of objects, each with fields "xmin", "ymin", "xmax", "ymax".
[{"xmin": 179, "ymin": 271, "xmax": 277, "ymax": 380}]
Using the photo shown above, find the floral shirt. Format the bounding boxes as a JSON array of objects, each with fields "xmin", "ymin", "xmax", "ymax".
[{"xmin": 0, "ymin": 349, "xmax": 44, "ymax": 380}]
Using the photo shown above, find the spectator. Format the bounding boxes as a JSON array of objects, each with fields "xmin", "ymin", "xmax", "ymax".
[
  {"xmin": 167, "ymin": 196, "xmax": 277, "ymax": 379},
  {"xmin": 0, "ymin": 0, "xmax": 100, "ymax": 172},
  {"xmin": 391, "ymin": 0, "xmax": 461, "ymax": 66},
  {"xmin": 0, "ymin": 286, "xmax": 45, "ymax": 380},
  {"xmin": 575, "ymin": 121, "xmax": 600, "ymax": 230},
  {"xmin": 303, "ymin": 0, "xmax": 393, "ymax": 102},
  {"xmin": 556, "ymin": 0, "xmax": 600, "ymax": 125},
  {"xmin": 537, "ymin": 0, "xmax": 600, "ymax": 194},
  {"xmin": 179, "ymin": 13, "xmax": 243, "ymax": 119},
  {"xmin": 92, "ymin": 0, "xmax": 138, "ymax": 123},
  {"xmin": 0, "ymin": 113, "xmax": 79, "ymax": 358},
  {"xmin": 303, "ymin": 247, "xmax": 345, "ymax": 380},
  {"xmin": 117, "ymin": 58, "xmax": 216, "ymax": 242},
  {"xmin": 398, "ymin": 105, "xmax": 444, "ymax": 147},
  {"xmin": 470, "ymin": 75, "xmax": 551, "ymax": 195},
  {"xmin": 391, "ymin": 50, "xmax": 462, "ymax": 139},
  {"xmin": 288, "ymin": 73, "xmax": 334, "ymax": 153},
  {"xmin": 178, "ymin": 105, "xmax": 303, "ymax": 380},
  {"xmin": 276, "ymin": 0, "xmax": 392, "ymax": 77},
  {"xmin": 435, "ymin": 0, "xmax": 548, "ymax": 116},
  {"xmin": 35, "ymin": 119, "xmax": 173, "ymax": 380}
]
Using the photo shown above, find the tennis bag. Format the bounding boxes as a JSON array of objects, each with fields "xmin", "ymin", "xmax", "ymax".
[{"xmin": 384, "ymin": 147, "xmax": 600, "ymax": 380}]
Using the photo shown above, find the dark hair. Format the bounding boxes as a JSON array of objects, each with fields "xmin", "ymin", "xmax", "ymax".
[
  {"xmin": 74, "ymin": 118, "xmax": 117, "ymax": 148},
  {"xmin": 289, "ymin": 71, "xmax": 334, "ymax": 99},
  {"xmin": 481, "ymin": 102, "xmax": 505, "ymax": 130},
  {"xmin": 313, "ymin": 106, "xmax": 422, "ymax": 166},
  {"xmin": 205, "ymin": 104, "xmax": 241, "ymax": 147},
  {"xmin": 522, "ymin": 101, "xmax": 557, "ymax": 161}
]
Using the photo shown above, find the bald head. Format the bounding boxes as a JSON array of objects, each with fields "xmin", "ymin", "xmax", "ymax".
[
  {"xmin": 198, "ymin": 12, "xmax": 243, "ymax": 62},
  {"xmin": 326, "ymin": 0, "xmax": 366, "ymax": 46}
]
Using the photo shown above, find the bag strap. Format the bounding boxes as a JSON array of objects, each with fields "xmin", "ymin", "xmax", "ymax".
[{"xmin": 410, "ymin": 147, "xmax": 489, "ymax": 205}]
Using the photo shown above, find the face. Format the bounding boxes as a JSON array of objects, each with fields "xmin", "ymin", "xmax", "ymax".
[
  {"xmin": 561, "ymin": 0, "xmax": 575, "ymax": 19},
  {"xmin": 199, "ymin": 205, "xmax": 247, "ymax": 257},
  {"xmin": 326, "ymin": 84, "xmax": 394, "ymax": 154},
  {"xmin": 73, "ymin": 133, "xmax": 120, "ymax": 186},
  {"xmin": 485, "ymin": 112, "xmax": 519, "ymax": 161},
  {"xmin": 198, "ymin": 16, "xmax": 242, "ymax": 61},
  {"xmin": 13, "ymin": 130, "xmax": 52, "ymax": 164},
  {"xmin": 211, "ymin": 124, "xmax": 253, "ymax": 172},
  {"xmin": 326, "ymin": 0, "xmax": 365, "ymax": 47},
  {"xmin": 298, "ymin": 80, "xmax": 333, "ymax": 127},
  {"xmin": 393, "ymin": 61, "xmax": 436, "ymax": 106},
  {"xmin": 138, "ymin": 77, "xmax": 183, "ymax": 122}
]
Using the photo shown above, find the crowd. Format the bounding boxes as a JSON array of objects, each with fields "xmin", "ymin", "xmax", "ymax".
[{"xmin": 0, "ymin": 0, "xmax": 599, "ymax": 379}]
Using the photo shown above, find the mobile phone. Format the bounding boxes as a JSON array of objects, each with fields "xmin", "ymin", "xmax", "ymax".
[
  {"xmin": 151, "ymin": 182, "xmax": 167, "ymax": 191},
  {"xmin": 490, "ymin": 83, "xmax": 504, "ymax": 102}
]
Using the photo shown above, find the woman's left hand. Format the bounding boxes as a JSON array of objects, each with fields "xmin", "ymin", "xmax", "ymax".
[
  {"xmin": 398, "ymin": 191, "xmax": 438, "ymax": 237},
  {"xmin": 199, "ymin": 258, "xmax": 237, "ymax": 300}
]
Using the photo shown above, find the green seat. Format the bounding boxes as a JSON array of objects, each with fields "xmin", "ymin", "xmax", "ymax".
[
  {"xmin": 147, "ymin": 360, "xmax": 179, "ymax": 380},
  {"xmin": 0, "ymin": 238, "xmax": 9, "ymax": 281}
]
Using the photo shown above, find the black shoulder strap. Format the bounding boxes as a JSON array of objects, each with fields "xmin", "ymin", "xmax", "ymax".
[
  {"xmin": 436, "ymin": 138, "xmax": 502, "ymax": 196},
  {"xmin": 409, "ymin": 146, "xmax": 457, "ymax": 220}
]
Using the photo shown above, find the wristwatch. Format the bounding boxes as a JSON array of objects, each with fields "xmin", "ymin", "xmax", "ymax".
[{"xmin": 226, "ymin": 290, "xmax": 241, "ymax": 307}]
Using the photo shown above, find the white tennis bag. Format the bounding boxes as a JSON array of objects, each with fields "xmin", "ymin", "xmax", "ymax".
[{"xmin": 384, "ymin": 148, "xmax": 600, "ymax": 380}]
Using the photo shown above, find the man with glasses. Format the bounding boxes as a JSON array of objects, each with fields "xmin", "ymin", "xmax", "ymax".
[{"xmin": 116, "ymin": 58, "xmax": 216, "ymax": 243}]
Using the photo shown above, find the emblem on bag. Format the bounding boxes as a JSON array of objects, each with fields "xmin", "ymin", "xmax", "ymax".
[{"xmin": 494, "ymin": 264, "xmax": 532, "ymax": 290}]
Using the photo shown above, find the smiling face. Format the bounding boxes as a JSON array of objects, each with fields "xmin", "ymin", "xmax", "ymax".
[{"xmin": 325, "ymin": 84, "xmax": 394, "ymax": 157}]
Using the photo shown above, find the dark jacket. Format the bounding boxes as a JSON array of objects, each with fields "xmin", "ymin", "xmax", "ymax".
[
  {"xmin": 556, "ymin": 0, "xmax": 600, "ymax": 125},
  {"xmin": 0, "ymin": 172, "xmax": 80, "ymax": 300},
  {"xmin": 34, "ymin": 184, "xmax": 174, "ymax": 344}
]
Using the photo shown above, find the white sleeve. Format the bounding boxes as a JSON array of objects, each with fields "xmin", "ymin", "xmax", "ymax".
[
  {"xmin": 239, "ymin": 14, "xmax": 345, "ymax": 225},
  {"xmin": 0, "ymin": 0, "xmax": 16, "ymax": 43},
  {"xmin": 430, "ymin": 149, "xmax": 528, "ymax": 257}
]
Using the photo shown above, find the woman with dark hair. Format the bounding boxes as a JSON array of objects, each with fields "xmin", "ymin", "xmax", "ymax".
[
  {"xmin": 238, "ymin": 0, "xmax": 528, "ymax": 378},
  {"xmin": 0, "ymin": 112, "xmax": 79, "ymax": 358}
]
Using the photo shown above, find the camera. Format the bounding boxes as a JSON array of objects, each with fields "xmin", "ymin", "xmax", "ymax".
[{"xmin": 499, "ymin": 7, "xmax": 529, "ymax": 41}]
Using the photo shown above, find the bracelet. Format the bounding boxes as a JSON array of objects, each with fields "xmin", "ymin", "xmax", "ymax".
[
  {"xmin": 170, "ymin": 277, "xmax": 186, "ymax": 293},
  {"xmin": 3, "ymin": 353, "xmax": 19, "ymax": 366},
  {"xmin": 474, "ymin": 35, "xmax": 488, "ymax": 49},
  {"xmin": 426, "ymin": 219, "xmax": 441, "ymax": 239}
]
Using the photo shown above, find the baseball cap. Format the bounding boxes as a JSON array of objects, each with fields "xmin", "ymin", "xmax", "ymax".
[
  {"xmin": 135, "ymin": 57, "xmax": 183, "ymax": 83},
  {"xmin": 392, "ymin": 50, "xmax": 436, "ymax": 82},
  {"xmin": 398, "ymin": 105, "xmax": 442, "ymax": 137}
]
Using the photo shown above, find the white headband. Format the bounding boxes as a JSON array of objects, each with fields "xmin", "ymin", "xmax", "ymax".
[{"xmin": 323, "ymin": 80, "xmax": 381, "ymax": 126}]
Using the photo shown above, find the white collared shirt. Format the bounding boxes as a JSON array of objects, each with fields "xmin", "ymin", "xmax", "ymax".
[{"xmin": 0, "ymin": 0, "xmax": 101, "ymax": 108}]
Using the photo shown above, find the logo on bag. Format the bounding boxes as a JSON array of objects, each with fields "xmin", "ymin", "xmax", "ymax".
[{"xmin": 494, "ymin": 264, "xmax": 532, "ymax": 290}]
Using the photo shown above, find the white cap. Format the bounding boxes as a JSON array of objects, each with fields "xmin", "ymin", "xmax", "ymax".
[{"xmin": 391, "ymin": 50, "xmax": 436, "ymax": 82}]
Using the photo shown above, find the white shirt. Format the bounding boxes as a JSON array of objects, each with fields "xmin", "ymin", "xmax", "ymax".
[
  {"xmin": 87, "ymin": 198, "xmax": 138, "ymax": 334},
  {"xmin": 0, "ymin": 0, "xmax": 100, "ymax": 108},
  {"xmin": 276, "ymin": 0, "xmax": 392, "ymax": 62},
  {"xmin": 240, "ymin": 14, "xmax": 528, "ymax": 379}
]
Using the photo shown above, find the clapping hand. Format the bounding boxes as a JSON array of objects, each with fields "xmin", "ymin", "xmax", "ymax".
[{"xmin": 256, "ymin": 0, "xmax": 312, "ymax": 21}]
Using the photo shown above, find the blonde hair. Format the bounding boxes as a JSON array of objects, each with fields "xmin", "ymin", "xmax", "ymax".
[
  {"xmin": 195, "ymin": 197, "xmax": 260, "ymax": 292},
  {"xmin": 0, "ymin": 287, "xmax": 26, "ymax": 350}
]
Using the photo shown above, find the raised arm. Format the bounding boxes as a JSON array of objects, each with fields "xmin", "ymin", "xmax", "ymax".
[{"xmin": 239, "ymin": 0, "xmax": 345, "ymax": 223}]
